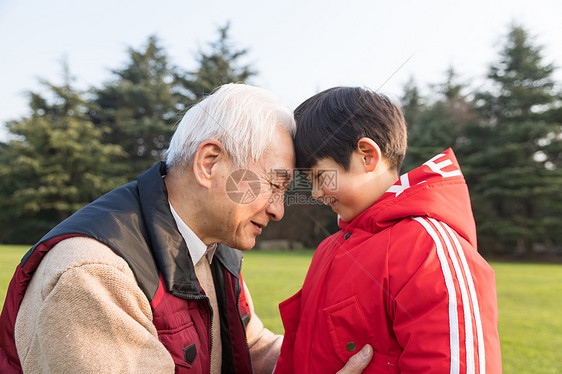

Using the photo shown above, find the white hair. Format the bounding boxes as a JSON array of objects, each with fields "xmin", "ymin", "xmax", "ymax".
[{"xmin": 166, "ymin": 83, "xmax": 296, "ymax": 169}]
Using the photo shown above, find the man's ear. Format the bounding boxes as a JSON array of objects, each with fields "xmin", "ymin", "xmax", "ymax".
[
  {"xmin": 192, "ymin": 140, "xmax": 225, "ymax": 189},
  {"xmin": 356, "ymin": 137, "xmax": 382, "ymax": 172}
]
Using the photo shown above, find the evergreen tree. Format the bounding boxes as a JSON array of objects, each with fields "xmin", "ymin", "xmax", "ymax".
[
  {"xmin": 91, "ymin": 36, "xmax": 186, "ymax": 179},
  {"xmin": 179, "ymin": 23, "xmax": 257, "ymax": 100},
  {"xmin": 401, "ymin": 76, "xmax": 425, "ymax": 131},
  {"xmin": 92, "ymin": 27, "xmax": 257, "ymax": 180},
  {"xmin": 0, "ymin": 66, "xmax": 124, "ymax": 243},
  {"xmin": 402, "ymin": 68, "xmax": 477, "ymax": 173},
  {"xmin": 470, "ymin": 24, "xmax": 562, "ymax": 254}
]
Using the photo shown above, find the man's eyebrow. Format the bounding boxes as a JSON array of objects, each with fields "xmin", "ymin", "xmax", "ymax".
[{"xmin": 269, "ymin": 168, "xmax": 292, "ymax": 183}]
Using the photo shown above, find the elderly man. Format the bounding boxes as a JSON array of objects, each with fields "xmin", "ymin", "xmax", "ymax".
[{"xmin": 0, "ymin": 84, "xmax": 372, "ymax": 373}]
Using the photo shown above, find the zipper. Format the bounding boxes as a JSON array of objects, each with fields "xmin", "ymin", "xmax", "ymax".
[{"xmin": 182, "ymin": 293, "xmax": 212, "ymax": 372}]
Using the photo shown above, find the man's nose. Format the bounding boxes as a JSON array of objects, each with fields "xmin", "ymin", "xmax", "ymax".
[{"xmin": 266, "ymin": 193, "xmax": 285, "ymax": 221}]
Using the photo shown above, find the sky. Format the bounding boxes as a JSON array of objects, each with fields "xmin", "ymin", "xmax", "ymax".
[{"xmin": 1, "ymin": 0, "xmax": 561, "ymax": 136}]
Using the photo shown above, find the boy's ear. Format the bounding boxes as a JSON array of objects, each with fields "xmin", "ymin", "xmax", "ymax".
[
  {"xmin": 192, "ymin": 140, "xmax": 226, "ymax": 189},
  {"xmin": 356, "ymin": 137, "xmax": 382, "ymax": 172}
]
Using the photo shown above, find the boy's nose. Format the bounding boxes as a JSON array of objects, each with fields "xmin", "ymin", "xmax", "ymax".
[{"xmin": 311, "ymin": 183, "xmax": 324, "ymax": 201}]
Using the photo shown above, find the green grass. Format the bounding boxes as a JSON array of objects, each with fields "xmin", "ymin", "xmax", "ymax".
[
  {"xmin": 492, "ymin": 262, "xmax": 562, "ymax": 373},
  {"xmin": 2, "ymin": 246, "xmax": 561, "ymax": 372},
  {"xmin": 242, "ymin": 249, "xmax": 314, "ymax": 333},
  {"xmin": 0, "ymin": 245, "xmax": 29, "ymax": 307}
]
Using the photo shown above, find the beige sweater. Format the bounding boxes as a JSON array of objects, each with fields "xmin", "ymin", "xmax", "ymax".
[{"xmin": 14, "ymin": 237, "xmax": 282, "ymax": 373}]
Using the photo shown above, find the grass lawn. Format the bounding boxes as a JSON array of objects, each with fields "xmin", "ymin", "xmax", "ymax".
[
  {"xmin": 1, "ymin": 245, "xmax": 561, "ymax": 372},
  {"xmin": 492, "ymin": 262, "xmax": 562, "ymax": 373},
  {"xmin": 0, "ymin": 245, "xmax": 30, "ymax": 307},
  {"xmin": 242, "ymin": 249, "xmax": 314, "ymax": 333}
]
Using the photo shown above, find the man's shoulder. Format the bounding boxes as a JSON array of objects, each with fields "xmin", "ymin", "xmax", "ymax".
[
  {"xmin": 39, "ymin": 237, "xmax": 134, "ymax": 284},
  {"xmin": 33, "ymin": 180, "xmax": 142, "ymax": 248}
]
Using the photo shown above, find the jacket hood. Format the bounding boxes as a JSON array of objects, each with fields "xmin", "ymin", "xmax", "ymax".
[{"xmin": 339, "ymin": 148, "xmax": 477, "ymax": 247}]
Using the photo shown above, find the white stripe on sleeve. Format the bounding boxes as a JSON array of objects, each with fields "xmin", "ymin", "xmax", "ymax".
[
  {"xmin": 442, "ymin": 222, "xmax": 486, "ymax": 374},
  {"xmin": 413, "ymin": 217, "xmax": 460, "ymax": 374},
  {"xmin": 430, "ymin": 218, "xmax": 476, "ymax": 374}
]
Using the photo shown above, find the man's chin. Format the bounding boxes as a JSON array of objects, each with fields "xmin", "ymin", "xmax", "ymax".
[
  {"xmin": 230, "ymin": 237, "xmax": 256, "ymax": 251},
  {"xmin": 239, "ymin": 241, "xmax": 256, "ymax": 251}
]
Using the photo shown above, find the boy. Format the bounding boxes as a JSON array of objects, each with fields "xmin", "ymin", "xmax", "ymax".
[{"xmin": 274, "ymin": 87, "xmax": 502, "ymax": 373}]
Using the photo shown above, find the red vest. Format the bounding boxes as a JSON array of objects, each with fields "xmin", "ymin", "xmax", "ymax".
[{"xmin": 0, "ymin": 162, "xmax": 253, "ymax": 373}]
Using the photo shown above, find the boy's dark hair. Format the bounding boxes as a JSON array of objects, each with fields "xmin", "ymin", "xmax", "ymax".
[{"xmin": 294, "ymin": 86, "xmax": 407, "ymax": 171}]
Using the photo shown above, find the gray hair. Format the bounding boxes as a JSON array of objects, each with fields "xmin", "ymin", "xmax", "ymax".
[{"xmin": 166, "ymin": 83, "xmax": 296, "ymax": 169}]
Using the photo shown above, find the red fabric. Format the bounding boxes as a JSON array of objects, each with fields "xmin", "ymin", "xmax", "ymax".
[
  {"xmin": 149, "ymin": 272, "xmax": 251, "ymax": 373},
  {"xmin": 238, "ymin": 272, "xmax": 251, "ymax": 321},
  {"xmin": 0, "ymin": 234, "xmax": 87, "ymax": 374},
  {"xmin": 275, "ymin": 149, "xmax": 502, "ymax": 373},
  {"xmin": 224, "ymin": 271, "xmax": 252, "ymax": 373},
  {"xmin": 151, "ymin": 275, "xmax": 211, "ymax": 373},
  {"xmin": 150, "ymin": 269, "xmax": 252, "ymax": 374}
]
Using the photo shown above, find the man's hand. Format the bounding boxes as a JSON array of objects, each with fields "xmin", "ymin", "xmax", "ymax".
[{"xmin": 336, "ymin": 344, "xmax": 373, "ymax": 374}]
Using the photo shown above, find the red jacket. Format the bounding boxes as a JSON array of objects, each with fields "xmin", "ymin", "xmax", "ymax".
[{"xmin": 275, "ymin": 149, "xmax": 502, "ymax": 373}]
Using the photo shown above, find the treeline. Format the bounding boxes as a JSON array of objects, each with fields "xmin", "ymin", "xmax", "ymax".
[
  {"xmin": 399, "ymin": 25, "xmax": 562, "ymax": 257},
  {"xmin": 1, "ymin": 24, "xmax": 561, "ymax": 257},
  {"xmin": 264, "ymin": 24, "xmax": 562, "ymax": 257},
  {"xmin": 0, "ymin": 24, "xmax": 254, "ymax": 243}
]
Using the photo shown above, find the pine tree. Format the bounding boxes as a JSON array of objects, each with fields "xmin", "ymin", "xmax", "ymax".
[
  {"xmin": 402, "ymin": 68, "xmax": 477, "ymax": 173},
  {"xmin": 0, "ymin": 65, "xmax": 124, "ymax": 243},
  {"xmin": 470, "ymin": 24, "xmax": 562, "ymax": 254},
  {"xmin": 179, "ymin": 23, "xmax": 257, "ymax": 100},
  {"xmin": 401, "ymin": 76, "xmax": 425, "ymax": 131},
  {"xmin": 92, "ymin": 27, "xmax": 257, "ymax": 180},
  {"xmin": 91, "ymin": 36, "xmax": 185, "ymax": 179}
]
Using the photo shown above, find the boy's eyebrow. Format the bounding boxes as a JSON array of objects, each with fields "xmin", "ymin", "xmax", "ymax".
[{"xmin": 314, "ymin": 170, "xmax": 325, "ymax": 180}]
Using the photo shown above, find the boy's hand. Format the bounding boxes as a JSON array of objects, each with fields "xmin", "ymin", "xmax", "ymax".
[{"xmin": 336, "ymin": 344, "xmax": 373, "ymax": 373}]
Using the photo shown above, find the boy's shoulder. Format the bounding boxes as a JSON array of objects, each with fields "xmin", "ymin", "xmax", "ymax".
[{"xmin": 386, "ymin": 216, "xmax": 438, "ymax": 255}]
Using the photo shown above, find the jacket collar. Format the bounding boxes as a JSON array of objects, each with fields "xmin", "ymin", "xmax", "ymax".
[
  {"xmin": 137, "ymin": 162, "xmax": 241, "ymax": 299},
  {"xmin": 338, "ymin": 149, "xmax": 476, "ymax": 246}
]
